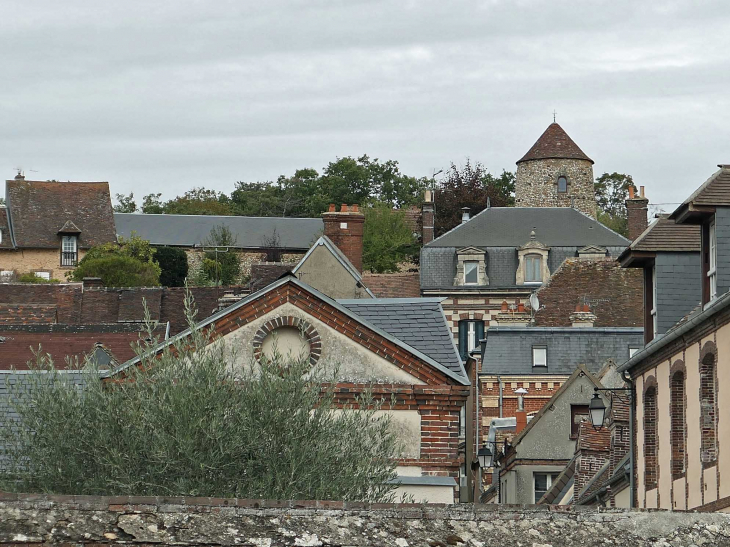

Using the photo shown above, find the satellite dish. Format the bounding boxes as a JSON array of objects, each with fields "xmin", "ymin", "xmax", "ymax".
[{"xmin": 529, "ymin": 292, "xmax": 540, "ymax": 311}]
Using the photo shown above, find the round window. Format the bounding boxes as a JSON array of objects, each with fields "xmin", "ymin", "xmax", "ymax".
[{"xmin": 260, "ymin": 326, "xmax": 310, "ymax": 362}]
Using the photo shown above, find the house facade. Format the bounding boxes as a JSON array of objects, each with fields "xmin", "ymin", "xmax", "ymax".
[
  {"xmin": 108, "ymin": 275, "xmax": 470, "ymax": 503},
  {"xmin": 620, "ymin": 164, "xmax": 730, "ymax": 511},
  {"xmin": 0, "ymin": 175, "xmax": 117, "ymax": 280},
  {"xmin": 420, "ymin": 123, "xmax": 631, "ymax": 357}
]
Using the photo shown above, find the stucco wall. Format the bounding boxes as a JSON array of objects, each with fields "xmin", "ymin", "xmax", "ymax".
[
  {"xmin": 294, "ymin": 244, "xmax": 371, "ymax": 299},
  {"xmin": 0, "ymin": 248, "xmax": 86, "ymax": 280},
  {"xmin": 4, "ymin": 495, "xmax": 730, "ymax": 547}
]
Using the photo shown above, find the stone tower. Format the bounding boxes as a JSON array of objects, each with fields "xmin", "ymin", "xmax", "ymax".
[{"xmin": 514, "ymin": 123, "xmax": 597, "ymax": 218}]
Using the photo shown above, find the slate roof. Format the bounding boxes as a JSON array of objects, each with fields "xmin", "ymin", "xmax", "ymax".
[
  {"xmin": 338, "ymin": 298, "xmax": 464, "ymax": 378},
  {"xmin": 533, "ymin": 258, "xmax": 643, "ymax": 328},
  {"xmin": 517, "ymin": 123, "xmax": 593, "ymax": 164},
  {"xmin": 426, "ymin": 207, "xmax": 628, "ymax": 248},
  {"xmin": 671, "ymin": 165, "xmax": 730, "ymax": 213},
  {"xmin": 620, "ymin": 215, "xmax": 700, "ymax": 255},
  {"xmin": 5, "ymin": 179, "xmax": 117, "ymax": 249},
  {"xmin": 481, "ymin": 326, "xmax": 644, "ymax": 375},
  {"xmin": 114, "ymin": 213, "xmax": 323, "ymax": 250}
]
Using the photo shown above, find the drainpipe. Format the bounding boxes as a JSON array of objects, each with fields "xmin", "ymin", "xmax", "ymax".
[
  {"xmin": 622, "ymin": 370, "xmax": 636, "ymax": 509},
  {"xmin": 498, "ymin": 375, "xmax": 503, "ymax": 419}
]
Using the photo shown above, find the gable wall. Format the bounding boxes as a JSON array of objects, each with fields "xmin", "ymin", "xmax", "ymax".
[{"xmin": 294, "ymin": 245, "xmax": 371, "ymax": 299}]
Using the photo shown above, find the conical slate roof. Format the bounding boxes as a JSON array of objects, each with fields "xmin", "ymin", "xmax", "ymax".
[{"xmin": 517, "ymin": 123, "xmax": 593, "ymax": 164}]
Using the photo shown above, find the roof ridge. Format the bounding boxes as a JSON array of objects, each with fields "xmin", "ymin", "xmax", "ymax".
[{"xmin": 114, "ymin": 212, "xmax": 323, "ymax": 222}]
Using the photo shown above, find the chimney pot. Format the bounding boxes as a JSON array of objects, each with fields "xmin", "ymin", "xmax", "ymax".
[
  {"xmin": 328, "ymin": 204, "xmax": 336, "ymax": 212},
  {"xmin": 582, "ymin": 303, "xmax": 590, "ymax": 313},
  {"xmin": 351, "ymin": 204, "xmax": 359, "ymax": 212},
  {"xmin": 640, "ymin": 185, "xmax": 645, "ymax": 198},
  {"xmin": 517, "ymin": 302, "xmax": 525, "ymax": 313},
  {"xmin": 628, "ymin": 186, "xmax": 635, "ymax": 199},
  {"xmin": 501, "ymin": 300, "xmax": 509, "ymax": 312},
  {"xmin": 341, "ymin": 204, "xmax": 348, "ymax": 212}
]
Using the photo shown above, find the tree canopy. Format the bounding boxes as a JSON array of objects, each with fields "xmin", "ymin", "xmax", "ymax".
[
  {"xmin": 594, "ymin": 172, "xmax": 637, "ymax": 237},
  {"xmin": 362, "ymin": 206, "xmax": 418, "ymax": 273}
]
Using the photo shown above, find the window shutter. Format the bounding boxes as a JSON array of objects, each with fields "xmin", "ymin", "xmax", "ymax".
[
  {"xmin": 476, "ymin": 322, "xmax": 485, "ymax": 351},
  {"xmin": 458, "ymin": 321, "xmax": 467, "ymax": 361}
]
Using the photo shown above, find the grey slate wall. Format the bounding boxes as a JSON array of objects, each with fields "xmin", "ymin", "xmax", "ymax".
[
  {"xmin": 655, "ymin": 252, "xmax": 702, "ymax": 334},
  {"xmin": 715, "ymin": 207, "xmax": 730, "ymax": 298}
]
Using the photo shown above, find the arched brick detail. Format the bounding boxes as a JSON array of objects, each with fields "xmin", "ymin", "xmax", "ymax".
[
  {"xmin": 252, "ymin": 316, "xmax": 321, "ymax": 367},
  {"xmin": 699, "ymin": 342, "xmax": 717, "ymax": 467},
  {"xmin": 473, "ymin": 313, "xmax": 484, "ymax": 321},
  {"xmin": 643, "ymin": 384, "xmax": 658, "ymax": 491},
  {"xmin": 669, "ymin": 362, "xmax": 686, "ymax": 480},
  {"xmin": 642, "ymin": 374, "xmax": 657, "ymax": 395}
]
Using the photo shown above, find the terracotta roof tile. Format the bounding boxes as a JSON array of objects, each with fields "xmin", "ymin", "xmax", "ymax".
[
  {"xmin": 577, "ymin": 421, "xmax": 611, "ymax": 452},
  {"xmin": 361, "ymin": 272, "xmax": 421, "ymax": 298},
  {"xmin": 533, "ymin": 258, "xmax": 643, "ymax": 327},
  {"xmin": 517, "ymin": 123, "xmax": 593, "ymax": 164},
  {"xmin": 624, "ymin": 215, "xmax": 700, "ymax": 253},
  {"xmin": 5, "ymin": 179, "xmax": 117, "ymax": 249}
]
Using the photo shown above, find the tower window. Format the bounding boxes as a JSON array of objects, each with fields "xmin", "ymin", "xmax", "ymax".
[{"xmin": 557, "ymin": 176, "xmax": 568, "ymax": 193}]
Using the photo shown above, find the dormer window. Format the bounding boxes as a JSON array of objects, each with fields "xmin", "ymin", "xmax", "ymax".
[
  {"xmin": 525, "ymin": 255, "xmax": 543, "ymax": 283},
  {"xmin": 454, "ymin": 247, "xmax": 488, "ymax": 287},
  {"xmin": 61, "ymin": 235, "xmax": 78, "ymax": 266},
  {"xmin": 557, "ymin": 176, "xmax": 568, "ymax": 193}
]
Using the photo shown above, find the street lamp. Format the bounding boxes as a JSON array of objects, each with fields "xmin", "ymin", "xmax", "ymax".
[
  {"xmin": 477, "ymin": 440, "xmax": 501, "ymax": 503},
  {"xmin": 477, "ymin": 443, "xmax": 494, "ymax": 468},
  {"xmin": 589, "ymin": 392, "xmax": 607, "ymax": 429}
]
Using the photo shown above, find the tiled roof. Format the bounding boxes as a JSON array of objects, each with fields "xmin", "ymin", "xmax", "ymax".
[
  {"xmin": 534, "ymin": 258, "xmax": 643, "ymax": 327},
  {"xmin": 576, "ymin": 421, "xmax": 611, "ymax": 452},
  {"xmin": 0, "ymin": 208, "xmax": 13, "ymax": 249},
  {"xmin": 338, "ymin": 298, "xmax": 465, "ymax": 378},
  {"xmin": 672, "ymin": 165, "xmax": 730, "ymax": 212},
  {"xmin": 481, "ymin": 327, "xmax": 643, "ymax": 375},
  {"xmin": 362, "ymin": 272, "xmax": 420, "ymax": 298},
  {"xmin": 5, "ymin": 179, "xmax": 117, "ymax": 249},
  {"xmin": 0, "ymin": 324, "xmax": 164, "ymax": 369},
  {"xmin": 621, "ymin": 215, "xmax": 700, "ymax": 254},
  {"xmin": 0, "ymin": 304, "xmax": 57, "ymax": 325},
  {"xmin": 114, "ymin": 213, "xmax": 323, "ymax": 250},
  {"xmin": 517, "ymin": 123, "xmax": 593, "ymax": 164},
  {"xmin": 426, "ymin": 207, "xmax": 628, "ymax": 248}
]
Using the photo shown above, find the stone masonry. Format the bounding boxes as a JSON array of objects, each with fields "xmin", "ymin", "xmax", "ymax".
[
  {"xmin": 2, "ymin": 494, "xmax": 730, "ymax": 547},
  {"xmin": 515, "ymin": 158, "xmax": 596, "ymax": 218}
]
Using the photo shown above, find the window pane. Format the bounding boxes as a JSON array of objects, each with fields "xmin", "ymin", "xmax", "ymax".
[
  {"xmin": 534, "ymin": 474, "xmax": 548, "ymax": 491},
  {"xmin": 533, "ymin": 347, "xmax": 547, "ymax": 366},
  {"xmin": 526, "ymin": 256, "xmax": 542, "ymax": 282},
  {"xmin": 464, "ymin": 261, "xmax": 478, "ymax": 284},
  {"xmin": 558, "ymin": 176, "xmax": 567, "ymax": 193}
]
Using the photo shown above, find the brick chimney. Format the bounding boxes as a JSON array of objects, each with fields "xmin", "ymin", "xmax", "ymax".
[
  {"xmin": 573, "ymin": 422, "xmax": 611, "ymax": 496},
  {"xmin": 514, "ymin": 387, "xmax": 528, "ymax": 434},
  {"xmin": 323, "ymin": 204, "xmax": 365, "ymax": 272},
  {"xmin": 626, "ymin": 185, "xmax": 649, "ymax": 241},
  {"xmin": 422, "ymin": 190, "xmax": 435, "ymax": 245},
  {"xmin": 570, "ymin": 303, "xmax": 597, "ymax": 327}
]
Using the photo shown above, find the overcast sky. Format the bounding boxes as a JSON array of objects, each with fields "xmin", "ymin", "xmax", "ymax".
[{"xmin": 1, "ymin": 0, "xmax": 728, "ymax": 209}]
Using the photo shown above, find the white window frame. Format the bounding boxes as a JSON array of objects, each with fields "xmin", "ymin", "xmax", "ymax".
[
  {"xmin": 62, "ymin": 235, "xmax": 77, "ymax": 254},
  {"xmin": 533, "ymin": 472, "xmax": 559, "ymax": 503},
  {"xmin": 467, "ymin": 321, "xmax": 477, "ymax": 353},
  {"xmin": 708, "ymin": 220, "xmax": 717, "ymax": 302},
  {"xmin": 464, "ymin": 260, "xmax": 478, "ymax": 285},
  {"xmin": 532, "ymin": 346, "xmax": 547, "ymax": 367},
  {"xmin": 525, "ymin": 255, "xmax": 542, "ymax": 284},
  {"xmin": 34, "ymin": 271, "xmax": 51, "ymax": 280},
  {"xmin": 650, "ymin": 265, "xmax": 658, "ymax": 336}
]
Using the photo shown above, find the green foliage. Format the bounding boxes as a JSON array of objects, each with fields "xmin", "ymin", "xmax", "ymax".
[
  {"xmin": 71, "ymin": 233, "xmax": 161, "ymax": 286},
  {"xmin": 0, "ymin": 295, "xmax": 402, "ymax": 501},
  {"xmin": 17, "ymin": 273, "xmax": 60, "ymax": 284},
  {"xmin": 69, "ymin": 256, "xmax": 160, "ymax": 287},
  {"xmin": 434, "ymin": 160, "xmax": 513, "ymax": 237},
  {"xmin": 594, "ymin": 172, "xmax": 636, "ymax": 237},
  {"xmin": 141, "ymin": 193, "xmax": 164, "ymax": 214},
  {"xmin": 154, "ymin": 246, "xmax": 189, "ymax": 287},
  {"xmin": 200, "ymin": 225, "xmax": 240, "ymax": 286},
  {"xmin": 113, "ymin": 192, "xmax": 137, "ymax": 213},
  {"xmin": 363, "ymin": 206, "xmax": 418, "ymax": 273}
]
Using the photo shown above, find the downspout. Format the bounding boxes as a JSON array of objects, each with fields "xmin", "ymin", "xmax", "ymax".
[
  {"xmin": 622, "ymin": 369, "xmax": 636, "ymax": 509},
  {"xmin": 498, "ymin": 376, "xmax": 503, "ymax": 419}
]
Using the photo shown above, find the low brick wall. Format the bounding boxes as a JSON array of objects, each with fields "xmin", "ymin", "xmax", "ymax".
[{"xmin": 2, "ymin": 493, "xmax": 730, "ymax": 546}]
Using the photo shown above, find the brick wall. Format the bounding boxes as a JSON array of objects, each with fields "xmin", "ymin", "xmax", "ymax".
[
  {"xmin": 643, "ymin": 385, "xmax": 657, "ymax": 490},
  {"xmin": 574, "ymin": 422, "xmax": 610, "ymax": 495},
  {"xmin": 323, "ymin": 205, "xmax": 365, "ymax": 272},
  {"xmin": 626, "ymin": 196, "xmax": 649, "ymax": 241}
]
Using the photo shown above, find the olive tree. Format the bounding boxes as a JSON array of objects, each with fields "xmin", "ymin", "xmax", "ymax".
[{"xmin": 0, "ymin": 295, "xmax": 403, "ymax": 501}]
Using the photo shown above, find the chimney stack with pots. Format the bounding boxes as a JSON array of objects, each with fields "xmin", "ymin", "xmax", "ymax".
[
  {"xmin": 461, "ymin": 207, "xmax": 471, "ymax": 224},
  {"xmin": 569, "ymin": 302, "xmax": 597, "ymax": 327},
  {"xmin": 625, "ymin": 185, "xmax": 649, "ymax": 241},
  {"xmin": 422, "ymin": 190, "xmax": 435, "ymax": 245},
  {"xmin": 323, "ymin": 204, "xmax": 365, "ymax": 272},
  {"xmin": 514, "ymin": 387, "xmax": 528, "ymax": 434}
]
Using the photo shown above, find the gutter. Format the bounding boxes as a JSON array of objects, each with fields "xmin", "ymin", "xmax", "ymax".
[{"xmin": 619, "ymin": 290, "xmax": 730, "ymax": 373}]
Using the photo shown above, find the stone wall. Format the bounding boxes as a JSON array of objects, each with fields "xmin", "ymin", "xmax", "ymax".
[
  {"xmin": 185, "ymin": 250, "xmax": 304, "ymax": 285},
  {"xmin": 0, "ymin": 248, "xmax": 87, "ymax": 280},
  {"xmin": 515, "ymin": 158, "xmax": 596, "ymax": 218},
  {"xmin": 2, "ymin": 493, "xmax": 730, "ymax": 546}
]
